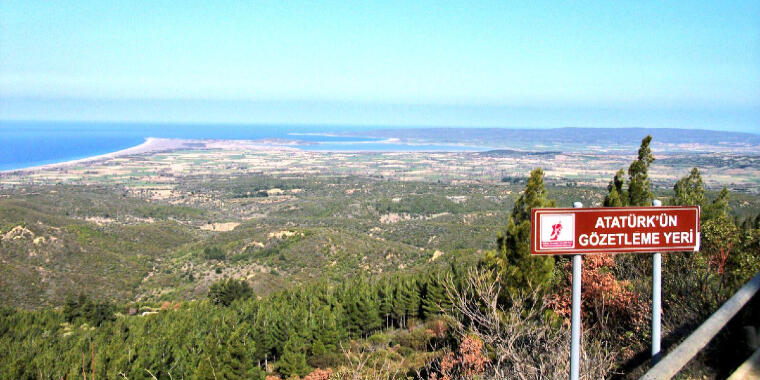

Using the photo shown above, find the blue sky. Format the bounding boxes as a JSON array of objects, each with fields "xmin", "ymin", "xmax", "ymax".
[{"xmin": 1, "ymin": 1, "xmax": 758, "ymax": 131}]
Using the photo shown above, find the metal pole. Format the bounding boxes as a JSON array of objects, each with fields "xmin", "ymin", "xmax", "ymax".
[
  {"xmin": 651, "ymin": 199, "xmax": 662, "ymax": 365},
  {"xmin": 570, "ymin": 201, "xmax": 583, "ymax": 380}
]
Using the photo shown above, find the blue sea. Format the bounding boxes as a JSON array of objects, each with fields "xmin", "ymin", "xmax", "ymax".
[{"xmin": 0, "ymin": 121, "xmax": 484, "ymax": 171}]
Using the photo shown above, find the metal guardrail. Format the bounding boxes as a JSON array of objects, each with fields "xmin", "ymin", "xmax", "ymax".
[{"xmin": 640, "ymin": 270, "xmax": 760, "ymax": 380}]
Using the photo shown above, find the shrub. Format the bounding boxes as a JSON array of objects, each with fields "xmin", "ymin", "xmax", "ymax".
[
  {"xmin": 204, "ymin": 246, "xmax": 225, "ymax": 260},
  {"xmin": 208, "ymin": 278, "xmax": 253, "ymax": 306},
  {"xmin": 368, "ymin": 332, "xmax": 391, "ymax": 347}
]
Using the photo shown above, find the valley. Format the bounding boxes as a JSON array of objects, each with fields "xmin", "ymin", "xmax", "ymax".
[{"xmin": 2, "ymin": 140, "xmax": 759, "ymax": 308}]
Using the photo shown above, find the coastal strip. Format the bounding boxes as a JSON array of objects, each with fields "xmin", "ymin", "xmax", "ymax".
[
  {"xmin": 0, "ymin": 138, "xmax": 184, "ymax": 175},
  {"xmin": 0, "ymin": 137, "xmax": 302, "ymax": 176}
]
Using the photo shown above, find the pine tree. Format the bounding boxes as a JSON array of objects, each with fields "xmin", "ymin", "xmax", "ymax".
[
  {"xmin": 208, "ymin": 278, "xmax": 253, "ymax": 306},
  {"xmin": 359, "ymin": 287, "xmax": 381, "ymax": 336},
  {"xmin": 704, "ymin": 187, "xmax": 730, "ymax": 221},
  {"xmin": 626, "ymin": 135, "xmax": 655, "ymax": 206},
  {"xmin": 277, "ymin": 337, "xmax": 311, "ymax": 378},
  {"xmin": 194, "ymin": 355, "xmax": 218, "ymax": 379},
  {"xmin": 63, "ymin": 295, "xmax": 81, "ymax": 323},
  {"xmin": 393, "ymin": 281, "xmax": 411, "ymax": 328},
  {"xmin": 311, "ymin": 339, "xmax": 327, "ymax": 356},
  {"xmin": 312, "ymin": 306, "xmax": 342, "ymax": 352},
  {"xmin": 603, "ymin": 169, "xmax": 626, "ymax": 207},
  {"xmin": 377, "ymin": 282, "xmax": 394, "ymax": 328},
  {"xmin": 422, "ymin": 273, "xmax": 448, "ymax": 318},
  {"xmin": 269, "ymin": 314, "xmax": 289, "ymax": 358},
  {"xmin": 603, "ymin": 136, "xmax": 656, "ymax": 207},
  {"xmin": 219, "ymin": 325, "xmax": 259, "ymax": 380},
  {"xmin": 605, "ymin": 136, "xmax": 657, "ymax": 280},
  {"xmin": 482, "ymin": 168, "xmax": 556, "ymax": 296},
  {"xmin": 344, "ymin": 281, "xmax": 381, "ymax": 336},
  {"xmin": 511, "ymin": 168, "xmax": 555, "ymax": 222},
  {"xmin": 672, "ymin": 167, "xmax": 706, "ymax": 207},
  {"xmin": 81, "ymin": 297, "xmax": 95, "ymax": 324},
  {"xmin": 403, "ymin": 279, "xmax": 421, "ymax": 322},
  {"xmin": 252, "ymin": 313, "xmax": 275, "ymax": 365}
]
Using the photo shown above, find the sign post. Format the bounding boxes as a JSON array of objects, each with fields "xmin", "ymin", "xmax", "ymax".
[
  {"xmin": 570, "ymin": 202, "xmax": 583, "ymax": 380},
  {"xmin": 651, "ymin": 199, "xmax": 662, "ymax": 365},
  {"xmin": 530, "ymin": 204, "xmax": 700, "ymax": 379}
]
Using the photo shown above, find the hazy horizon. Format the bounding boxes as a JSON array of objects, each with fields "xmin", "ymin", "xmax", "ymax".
[
  {"xmin": 2, "ymin": 99, "xmax": 759, "ymax": 133},
  {"xmin": 2, "ymin": 117, "xmax": 760, "ymax": 135},
  {"xmin": 1, "ymin": 1, "xmax": 759, "ymax": 132}
]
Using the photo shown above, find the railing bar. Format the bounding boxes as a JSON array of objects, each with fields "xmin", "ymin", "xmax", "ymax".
[{"xmin": 640, "ymin": 270, "xmax": 760, "ymax": 380}]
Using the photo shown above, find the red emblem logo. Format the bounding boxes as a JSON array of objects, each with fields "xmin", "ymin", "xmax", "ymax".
[{"xmin": 550, "ymin": 222, "xmax": 562, "ymax": 240}]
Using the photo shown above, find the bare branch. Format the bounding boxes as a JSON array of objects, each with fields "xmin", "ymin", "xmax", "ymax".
[{"xmin": 443, "ymin": 268, "xmax": 616, "ymax": 379}]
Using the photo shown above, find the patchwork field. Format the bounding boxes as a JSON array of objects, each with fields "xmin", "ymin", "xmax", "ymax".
[{"xmin": 1, "ymin": 141, "xmax": 759, "ymax": 308}]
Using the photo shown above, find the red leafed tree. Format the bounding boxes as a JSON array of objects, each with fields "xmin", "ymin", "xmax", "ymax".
[
  {"xmin": 303, "ymin": 368, "xmax": 332, "ymax": 380},
  {"xmin": 431, "ymin": 334, "xmax": 490, "ymax": 380},
  {"xmin": 547, "ymin": 254, "xmax": 649, "ymax": 338}
]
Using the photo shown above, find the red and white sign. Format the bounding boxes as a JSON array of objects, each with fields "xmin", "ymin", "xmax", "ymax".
[{"xmin": 531, "ymin": 206, "xmax": 700, "ymax": 255}]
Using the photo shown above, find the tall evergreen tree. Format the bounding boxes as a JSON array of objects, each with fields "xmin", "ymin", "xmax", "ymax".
[
  {"xmin": 603, "ymin": 169, "xmax": 627, "ymax": 207},
  {"xmin": 208, "ymin": 278, "xmax": 253, "ymax": 306},
  {"xmin": 672, "ymin": 167, "xmax": 706, "ymax": 207},
  {"xmin": 626, "ymin": 135, "xmax": 655, "ymax": 206},
  {"xmin": 604, "ymin": 136, "xmax": 659, "ymax": 280},
  {"xmin": 63, "ymin": 295, "xmax": 81, "ymax": 323},
  {"xmin": 312, "ymin": 306, "xmax": 342, "ymax": 352},
  {"xmin": 602, "ymin": 136, "xmax": 656, "ymax": 207},
  {"xmin": 704, "ymin": 187, "xmax": 730, "ymax": 221},
  {"xmin": 511, "ymin": 168, "xmax": 554, "ymax": 222},
  {"xmin": 377, "ymin": 281, "xmax": 394, "ymax": 328},
  {"xmin": 269, "ymin": 314, "xmax": 289, "ymax": 357},
  {"xmin": 276, "ymin": 337, "xmax": 311, "ymax": 378},
  {"xmin": 220, "ymin": 324, "xmax": 264, "ymax": 380},
  {"xmin": 482, "ymin": 168, "xmax": 556, "ymax": 296},
  {"xmin": 393, "ymin": 281, "xmax": 411, "ymax": 327},
  {"xmin": 345, "ymin": 282, "xmax": 381, "ymax": 336},
  {"xmin": 422, "ymin": 273, "xmax": 448, "ymax": 318},
  {"xmin": 403, "ymin": 279, "xmax": 421, "ymax": 321}
]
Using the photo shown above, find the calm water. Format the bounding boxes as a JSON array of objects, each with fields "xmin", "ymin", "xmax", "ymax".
[{"xmin": 0, "ymin": 121, "xmax": 484, "ymax": 171}]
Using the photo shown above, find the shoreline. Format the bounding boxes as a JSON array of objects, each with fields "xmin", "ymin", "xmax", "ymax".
[
  {"xmin": 0, "ymin": 136, "xmax": 491, "ymax": 176},
  {"xmin": 0, "ymin": 137, "xmax": 181, "ymax": 175},
  {"xmin": 0, "ymin": 137, "xmax": 303, "ymax": 176}
]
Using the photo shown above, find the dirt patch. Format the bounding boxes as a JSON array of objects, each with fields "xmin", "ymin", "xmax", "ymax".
[
  {"xmin": 268, "ymin": 230, "xmax": 298, "ymax": 239},
  {"xmin": 428, "ymin": 250, "xmax": 444, "ymax": 262},
  {"xmin": 240, "ymin": 241, "xmax": 265, "ymax": 253},
  {"xmin": 200, "ymin": 222, "xmax": 240, "ymax": 232},
  {"xmin": 33, "ymin": 235, "xmax": 58, "ymax": 246},
  {"xmin": 380, "ymin": 213, "xmax": 412, "ymax": 224},
  {"xmin": 85, "ymin": 216, "xmax": 117, "ymax": 226},
  {"xmin": 3, "ymin": 226, "xmax": 34, "ymax": 241}
]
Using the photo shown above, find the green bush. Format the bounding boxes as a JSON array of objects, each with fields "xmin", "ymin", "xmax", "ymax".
[
  {"xmin": 208, "ymin": 278, "xmax": 252, "ymax": 306},
  {"xmin": 203, "ymin": 246, "xmax": 225, "ymax": 260}
]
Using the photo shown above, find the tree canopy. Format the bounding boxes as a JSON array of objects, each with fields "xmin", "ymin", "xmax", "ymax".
[{"xmin": 482, "ymin": 168, "xmax": 557, "ymax": 296}]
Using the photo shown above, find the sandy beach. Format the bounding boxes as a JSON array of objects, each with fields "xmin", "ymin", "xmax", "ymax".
[
  {"xmin": 0, "ymin": 137, "xmax": 303, "ymax": 176},
  {"xmin": 0, "ymin": 137, "xmax": 186, "ymax": 175}
]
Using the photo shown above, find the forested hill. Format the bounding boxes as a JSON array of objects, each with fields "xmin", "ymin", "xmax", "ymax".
[{"xmin": 346, "ymin": 127, "xmax": 760, "ymax": 152}]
